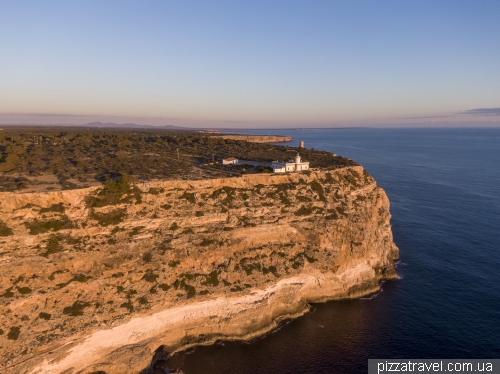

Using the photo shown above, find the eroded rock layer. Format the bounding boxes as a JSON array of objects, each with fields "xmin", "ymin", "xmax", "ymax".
[{"xmin": 0, "ymin": 167, "xmax": 398, "ymax": 373}]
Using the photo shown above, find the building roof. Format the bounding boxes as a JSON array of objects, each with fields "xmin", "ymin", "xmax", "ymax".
[{"xmin": 223, "ymin": 157, "xmax": 238, "ymax": 161}]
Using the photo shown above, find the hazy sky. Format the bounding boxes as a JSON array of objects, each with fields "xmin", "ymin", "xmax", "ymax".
[{"xmin": 1, "ymin": 1, "xmax": 499, "ymax": 128}]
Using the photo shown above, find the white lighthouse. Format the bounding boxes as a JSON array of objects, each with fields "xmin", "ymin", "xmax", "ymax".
[{"xmin": 272, "ymin": 153, "xmax": 309, "ymax": 173}]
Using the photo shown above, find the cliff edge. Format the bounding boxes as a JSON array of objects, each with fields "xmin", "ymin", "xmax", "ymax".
[{"xmin": 0, "ymin": 167, "xmax": 398, "ymax": 373}]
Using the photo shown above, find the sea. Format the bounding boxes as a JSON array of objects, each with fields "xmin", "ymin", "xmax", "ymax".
[{"xmin": 159, "ymin": 128, "xmax": 500, "ymax": 373}]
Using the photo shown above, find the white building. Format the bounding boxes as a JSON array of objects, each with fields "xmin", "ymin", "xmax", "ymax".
[
  {"xmin": 222, "ymin": 157, "xmax": 238, "ymax": 165},
  {"xmin": 272, "ymin": 153, "xmax": 309, "ymax": 173}
]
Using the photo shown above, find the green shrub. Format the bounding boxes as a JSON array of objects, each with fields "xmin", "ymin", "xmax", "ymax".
[
  {"xmin": 159, "ymin": 283, "xmax": 170, "ymax": 291},
  {"xmin": 310, "ymin": 181, "xmax": 326, "ymax": 202},
  {"xmin": 40, "ymin": 203, "xmax": 65, "ymax": 213},
  {"xmin": 40, "ymin": 234, "xmax": 64, "ymax": 257},
  {"xmin": 142, "ymin": 252, "xmax": 153, "ymax": 263},
  {"xmin": 199, "ymin": 238, "xmax": 217, "ymax": 246},
  {"xmin": 26, "ymin": 215, "xmax": 74, "ymax": 235},
  {"xmin": 120, "ymin": 301, "xmax": 134, "ymax": 312},
  {"xmin": 336, "ymin": 206, "xmax": 348, "ymax": 216},
  {"xmin": 304, "ymin": 254, "xmax": 318, "ymax": 263},
  {"xmin": 142, "ymin": 270, "xmax": 159, "ymax": 282},
  {"xmin": 1, "ymin": 287, "xmax": 14, "ymax": 298},
  {"xmin": 0, "ymin": 220, "xmax": 13, "ymax": 236},
  {"xmin": 138, "ymin": 296, "xmax": 148, "ymax": 305},
  {"xmin": 7, "ymin": 326, "xmax": 20, "ymax": 340},
  {"xmin": 128, "ymin": 226, "xmax": 144, "ymax": 236},
  {"xmin": 63, "ymin": 301, "xmax": 90, "ymax": 316},
  {"xmin": 239, "ymin": 258, "xmax": 261, "ymax": 275},
  {"xmin": 90, "ymin": 208, "xmax": 126, "ymax": 226},
  {"xmin": 180, "ymin": 191, "xmax": 196, "ymax": 204},
  {"xmin": 201, "ymin": 271, "xmax": 219, "ymax": 286},
  {"xmin": 39, "ymin": 312, "xmax": 51, "ymax": 320},
  {"xmin": 17, "ymin": 287, "xmax": 32, "ymax": 294},
  {"xmin": 323, "ymin": 172, "xmax": 335, "ymax": 183},
  {"xmin": 294, "ymin": 205, "xmax": 314, "ymax": 216},
  {"xmin": 296, "ymin": 195, "xmax": 312, "ymax": 202},
  {"xmin": 262, "ymin": 266, "xmax": 279, "ymax": 277},
  {"xmin": 73, "ymin": 274, "xmax": 92, "ymax": 283},
  {"xmin": 87, "ymin": 175, "xmax": 141, "ymax": 207}
]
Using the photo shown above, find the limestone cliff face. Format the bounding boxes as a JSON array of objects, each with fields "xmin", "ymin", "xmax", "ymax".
[
  {"xmin": 210, "ymin": 134, "xmax": 293, "ymax": 143},
  {"xmin": 0, "ymin": 167, "xmax": 398, "ymax": 374}
]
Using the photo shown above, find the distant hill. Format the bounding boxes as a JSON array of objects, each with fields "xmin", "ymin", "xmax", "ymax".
[
  {"xmin": 1, "ymin": 122, "xmax": 189, "ymax": 129},
  {"xmin": 83, "ymin": 122, "xmax": 189, "ymax": 129}
]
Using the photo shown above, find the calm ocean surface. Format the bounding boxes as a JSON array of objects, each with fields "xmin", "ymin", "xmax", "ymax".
[{"xmin": 160, "ymin": 128, "xmax": 500, "ymax": 373}]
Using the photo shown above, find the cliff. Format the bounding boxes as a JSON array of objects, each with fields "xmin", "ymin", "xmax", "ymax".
[
  {"xmin": 210, "ymin": 134, "xmax": 293, "ymax": 143},
  {"xmin": 0, "ymin": 167, "xmax": 398, "ymax": 373}
]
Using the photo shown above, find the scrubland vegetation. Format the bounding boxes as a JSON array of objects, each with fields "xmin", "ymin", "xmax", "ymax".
[{"xmin": 0, "ymin": 127, "xmax": 356, "ymax": 191}]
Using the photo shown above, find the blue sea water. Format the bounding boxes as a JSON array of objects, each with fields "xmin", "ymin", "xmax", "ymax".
[{"xmin": 162, "ymin": 128, "xmax": 500, "ymax": 373}]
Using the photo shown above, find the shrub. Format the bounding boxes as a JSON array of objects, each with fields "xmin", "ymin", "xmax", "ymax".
[
  {"xmin": 262, "ymin": 266, "xmax": 279, "ymax": 277},
  {"xmin": 63, "ymin": 301, "xmax": 90, "ymax": 316},
  {"xmin": 336, "ymin": 206, "xmax": 348, "ymax": 216},
  {"xmin": 39, "ymin": 312, "xmax": 51, "ymax": 320},
  {"xmin": 73, "ymin": 274, "xmax": 92, "ymax": 283},
  {"xmin": 7, "ymin": 326, "xmax": 20, "ymax": 340},
  {"xmin": 310, "ymin": 181, "xmax": 326, "ymax": 202},
  {"xmin": 201, "ymin": 271, "xmax": 219, "ymax": 286},
  {"xmin": 142, "ymin": 270, "xmax": 159, "ymax": 283},
  {"xmin": 17, "ymin": 287, "xmax": 32, "ymax": 294},
  {"xmin": 180, "ymin": 191, "xmax": 196, "ymax": 204},
  {"xmin": 0, "ymin": 220, "xmax": 13, "ymax": 236},
  {"xmin": 90, "ymin": 208, "xmax": 126, "ymax": 226},
  {"xmin": 87, "ymin": 175, "xmax": 141, "ymax": 207},
  {"xmin": 137, "ymin": 296, "xmax": 148, "ymax": 305},
  {"xmin": 40, "ymin": 203, "xmax": 65, "ymax": 213},
  {"xmin": 296, "ymin": 195, "xmax": 312, "ymax": 202},
  {"xmin": 26, "ymin": 215, "xmax": 74, "ymax": 235},
  {"xmin": 120, "ymin": 301, "xmax": 134, "ymax": 312},
  {"xmin": 159, "ymin": 283, "xmax": 170, "ymax": 291},
  {"xmin": 294, "ymin": 205, "xmax": 314, "ymax": 216},
  {"xmin": 172, "ymin": 278, "xmax": 196, "ymax": 298},
  {"xmin": 40, "ymin": 234, "xmax": 64, "ymax": 257},
  {"xmin": 1, "ymin": 287, "xmax": 14, "ymax": 298},
  {"xmin": 239, "ymin": 258, "xmax": 261, "ymax": 275},
  {"xmin": 195, "ymin": 211, "xmax": 204, "ymax": 217},
  {"xmin": 199, "ymin": 238, "xmax": 217, "ymax": 246},
  {"xmin": 142, "ymin": 252, "xmax": 153, "ymax": 263},
  {"xmin": 304, "ymin": 254, "xmax": 318, "ymax": 263},
  {"xmin": 147, "ymin": 187, "xmax": 160, "ymax": 195}
]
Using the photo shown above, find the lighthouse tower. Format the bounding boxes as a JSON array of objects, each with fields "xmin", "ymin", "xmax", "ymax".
[{"xmin": 295, "ymin": 153, "xmax": 302, "ymax": 166}]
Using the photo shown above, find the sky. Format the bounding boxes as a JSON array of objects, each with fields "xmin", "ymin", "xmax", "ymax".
[{"xmin": 1, "ymin": 1, "xmax": 499, "ymax": 128}]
